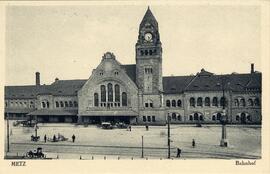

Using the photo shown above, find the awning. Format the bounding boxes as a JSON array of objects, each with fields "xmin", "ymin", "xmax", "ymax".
[
  {"xmin": 27, "ymin": 109, "xmax": 78, "ymax": 116},
  {"xmin": 79, "ymin": 110, "xmax": 138, "ymax": 116},
  {"xmin": 5, "ymin": 108, "xmax": 35, "ymax": 114}
]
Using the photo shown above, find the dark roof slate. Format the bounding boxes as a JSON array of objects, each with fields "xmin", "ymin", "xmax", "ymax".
[
  {"xmin": 163, "ymin": 76, "xmax": 194, "ymax": 94},
  {"xmin": 5, "ymin": 69, "xmax": 261, "ymax": 98},
  {"xmin": 121, "ymin": 64, "xmax": 137, "ymax": 83},
  {"xmin": 4, "ymin": 85, "xmax": 50, "ymax": 99},
  {"xmin": 140, "ymin": 7, "xmax": 158, "ymax": 29}
]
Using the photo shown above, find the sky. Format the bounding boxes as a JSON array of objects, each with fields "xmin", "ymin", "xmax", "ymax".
[{"xmin": 5, "ymin": 5, "xmax": 261, "ymax": 86}]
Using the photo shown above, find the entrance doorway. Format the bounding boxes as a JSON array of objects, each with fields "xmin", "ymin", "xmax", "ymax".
[{"xmin": 240, "ymin": 113, "xmax": 246, "ymax": 124}]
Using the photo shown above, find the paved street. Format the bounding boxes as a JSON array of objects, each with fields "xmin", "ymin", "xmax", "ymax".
[{"xmin": 5, "ymin": 121, "xmax": 261, "ymax": 159}]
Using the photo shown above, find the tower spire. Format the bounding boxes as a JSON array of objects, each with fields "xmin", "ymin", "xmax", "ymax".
[{"xmin": 140, "ymin": 6, "xmax": 158, "ymax": 29}]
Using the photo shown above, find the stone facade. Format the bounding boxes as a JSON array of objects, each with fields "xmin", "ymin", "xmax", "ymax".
[{"xmin": 4, "ymin": 7, "xmax": 261, "ymax": 125}]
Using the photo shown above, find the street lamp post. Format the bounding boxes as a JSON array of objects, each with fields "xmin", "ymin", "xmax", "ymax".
[
  {"xmin": 7, "ymin": 113, "xmax": 10, "ymax": 153},
  {"xmin": 167, "ymin": 113, "xmax": 171, "ymax": 159},
  {"xmin": 141, "ymin": 136, "xmax": 144, "ymax": 158},
  {"xmin": 220, "ymin": 77, "xmax": 229, "ymax": 147}
]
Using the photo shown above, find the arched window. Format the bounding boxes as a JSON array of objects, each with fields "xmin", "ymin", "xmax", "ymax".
[
  {"xmin": 30, "ymin": 101, "xmax": 34, "ymax": 108},
  {"xmin": 177, "ymin": 100, "xmax": 182, "ymax": 107},
  {"xmin": 94, "ymin": 93, "xmax": 99, "ymax": 107},
  {"xmin": 172, "ymin": 100, "xmax": 176, "ymax": 107},
  {"xmin": 152, "ymin": 116, "xmax": 156, "ymax": 122},
  {"xmin": 205, "ymin": 97, "xmax": 210, "ymax": 106},
  {"xmin": 65, "ymin": 101, "xmax": 68, "ymax": 107},
  {"xmin": 149, "ymin": 50, "xmax": 153, "ymax": 55},
  {"xmin": 190, "ymin": 98, "xmax": 195, "ymax": 107},
  {"xmin": 220, "ymin": 97, "xmax": 226, "ymax": 107},
  {"xmin": 140, "ymin": 50, "xmax": 144, "ymax": 56},
  {"xmin": 101, "ymin": 85, "xmax": 106, "ymax": 102},
  {"xmin": 166, "ymin": 100, "xmax": 171, "ymax": 107},
  {"xmin": 194, "ymin": 113, "xmax": 199, "ymax": 120},
  {"xmin": 240, "ymin": 98, "xmax": 245, "ymax": 107},
  {"xmin": 247, "ymin": 115, "xmax": 252, "ymax": 121},
  {"xmin": 248, "ymin": 99, "xmax": 254, "ymax": 106},
  {"xmin": 236, "ymin": 115, "xmax": 240, "ymax": 121},
  {"xmin": 69, "ymin": 101, "xmax": 73, "ymax": 107},
  {"xmin": 189, "ymin": 115, "xmax": 193, "ymax": 121},
  {"xmin": 145, "ymin": 50, "xmax": 148, "ymax": 55},
  {"xmin": 197, "ymin": 97, "xmax": 202, "ymax": 106},
  {"xmin": 212, "ymin": 115, "xmax": 216, "ymax": 121},
  {"xmin": 212, "ymin": 97, "xmax": 218, "ymax": 107},
  {"xmin": 74, "ymin": 101, "xmax": 78, "ymax": 107},
  {"xmin": 177, "ymin": 115, "xmax": 181, "ymax": 121},
  {"xmin": 115, "ymin": 84, "xmax": 120, "ymax": 102},
  {"xmin": 172, "ymin": 113, "xmax": 176, "ymax": 120},
  {"xmin": 55, "ymin": 101, "xmax": 59, "ymax": 108},
  {"xmin": 42, "ymin": 102, "xmax": 46, "ymax": 108},
  {"xmin": 234, "ymin": 99, "xmax": 239, "ymax": 107},
  {"xmin": 60, "ymin": 101, "xmax": 64, "ymax": 107},
  {"xmin": 46, "ymin": 101, "xmax": 49, "ymax": 108},
  {"xmin": 122, "ymin": 92, "xmax": 127, "ymax": 106},
  {"xmin": 108, "ymin": 83, "xmax": 113, "ymax": 102},
  {"xmin": 143, "ymin": 116, "xmax": 146, "ymax": 122},
  {"xmin": 199, "ymin": 115, "xmax": 204, "ymax": 121},
  {"xmin": 254, "ymin": 98, "xmax": 260, "ymax": 106}
]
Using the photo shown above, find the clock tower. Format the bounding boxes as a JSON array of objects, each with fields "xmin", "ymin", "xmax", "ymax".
[{"xmin": 136, "ymin": 7, "xmax": 163, "ymax": 95}]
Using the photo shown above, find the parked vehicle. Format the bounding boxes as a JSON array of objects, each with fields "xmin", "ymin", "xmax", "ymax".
[
  {"xmin": 101, "ymin": 122, "xmax": 113, "ymax": 129},
  {"xmin": 21, "ymin": 120, "xmax": 36, "ymax": 127},
  {"xmin": 115, "ymin": 122, "xmax": 128, "ymax": 129},
  {"xmin": 31, "ymin": 135, "xmax": 40, "ymax": 142}
]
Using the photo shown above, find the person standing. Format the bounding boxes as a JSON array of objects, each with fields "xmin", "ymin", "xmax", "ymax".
[
  {"xmin": 72, "ymin": 134, "xmax": 76, "ymax": 143},
  {"xmin": 44, "ymin": 134, "xmax": 47, "ymax": 143},
  {"xmin": 53, "ymin": 135, "xmax": 56, "ymax": 142},
  {"xmin": 192, "ymin": 139, "xmax": 196, "ymax": 148},
  {"xmin": 176, "ymin": 148, "xmax": 181, "ymax": 158},
  {"xmin": 129, "ymin": 125, "xmax": 132, "ymax": 131}
]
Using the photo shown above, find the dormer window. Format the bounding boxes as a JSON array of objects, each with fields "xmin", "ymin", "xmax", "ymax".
[{"xmin": 114, "ymin": 71, "xmax": 119, "ymax": 75}]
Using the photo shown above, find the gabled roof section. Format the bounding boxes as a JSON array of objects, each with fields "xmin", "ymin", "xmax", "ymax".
[
  {"xmin": 184, "ymin": 71, "xmax": 261, "ymax": 92},
  {"xmin": 163, "ymin": 76, "xmax": 194, "ymax": 94},
  {"xmin": 4, "ymin": 85, "xmax": 50, "ymax": 99},
  {"xmin": 121, "ymin": 64, "xmax": 137, "ymax": 84},
  {"xmin": 140, "ymin": 7, "xmax": 158, "ymax": 29},
  {"xmin": 50, "ymin": 79, "xmax": 87, "ymax": 96},
  {"xmin": 197, "ymin": 68, "xmax": 214, "ymax": 77}
]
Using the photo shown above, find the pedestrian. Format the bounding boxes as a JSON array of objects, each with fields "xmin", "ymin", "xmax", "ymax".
[
  {"xmin": 53, "ymin": 135, "xmax": 56, "ymax": 142},
  {"xmin": 146, "ymin": 125, "xmax": 149, "ymax": 131},
  {"xmin": 72, "ymin": 134, "xmax": 76, "ymax": 143},
  {"xmin": 192, "ymin": 139, "xmax": 196, "ymax": 148},
  {"xmin": 44, "ymin": 134, "xmax": 47, "ymax": 143},
  {"xmin": 176, "ymin": 148, "xmax": 181, "ymax": 158},
  {"xmin": 129, "ymin": 125, "xmax": 132, "ymax": 131}
]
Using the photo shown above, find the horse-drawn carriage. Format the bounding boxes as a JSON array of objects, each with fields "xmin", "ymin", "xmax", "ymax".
[{"xmin": 25, "ymin": 147, "xmax": 45, "ymax": 159}]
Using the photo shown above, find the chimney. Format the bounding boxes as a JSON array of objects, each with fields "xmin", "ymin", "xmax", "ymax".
[
  {"xmin": 251, "ymin": 63, "xmax": 254, "ymax": 73},
  {"xmin": 55, "ymin": 77, "xmax": 59, "ymax": 82},
  {"xmin": 35, "ymin": 72, "xmax": 40, "ymax": 86}
]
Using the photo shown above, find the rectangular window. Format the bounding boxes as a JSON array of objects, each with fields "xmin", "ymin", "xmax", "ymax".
[
  {"xmin": 145, "ymin": 103, "xmax": 149, "ymax": 107},
  {"xmin": 147, "ymin": 116, "xmax": 151, "ymax": 122},
  {"xmin": 152, "ymin": 116, "xmax": 156, "ymax": 122},
  {"xmin": 150, "ymin": 103, "xmax": 153, "ymax": 107},
  {"xmin": 143, "ymin": 116, "xmax": 146, "ymax": 122}
]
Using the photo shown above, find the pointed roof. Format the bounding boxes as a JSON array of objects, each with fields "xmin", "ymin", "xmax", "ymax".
[{"xmin": 140, "ymin": 7, "xmax": 158, "ymax": 28}]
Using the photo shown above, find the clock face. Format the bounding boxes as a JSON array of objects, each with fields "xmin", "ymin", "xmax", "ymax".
[{"xmin": 144, "ymin": 33, "xmax": 153, "ymax": 42}]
